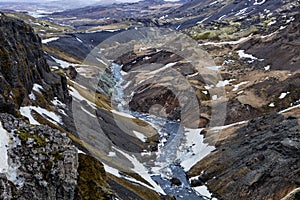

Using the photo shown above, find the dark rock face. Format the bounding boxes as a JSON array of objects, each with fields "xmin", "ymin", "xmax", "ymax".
[
  {"xmin": 239, "ymin": 19, "xmax": 300, "ymax": 72},
  {"xmin": 0, "ymin": 113, "xmax": 78, "ymax": 200},
  {"xmin": 0, "ymin": 174, "xmax": 17, "ymax": 200},
  {"xmin": 224, "ymin": 99, "xmax": 261, "ymax": 125},
  {"xmin": 0, "ymin": 13, "xmax": 69, "ymax": 114},
  {"xmin": 189, "ymin": 113, "xmax": 300, "ymax": 200},
  {"xmin": 129, "ymin": 85, "xmax": 181, "ymax": 120},
  {"xmin": 170, "ymin": 177, "xmax": 182, "ymax": 186}
]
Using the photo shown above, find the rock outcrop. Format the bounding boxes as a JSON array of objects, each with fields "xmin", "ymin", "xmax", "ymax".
[
  {"xmin": 0, "ymin": 113, "xmax": 78, "ymax": 200},
  {"xmin": 0, "ymin": 13, "xmax": 69, "ymax": 115},
  {"xmin": 189, "ymin": 113, "xmax": 300, "ymax": 200}
]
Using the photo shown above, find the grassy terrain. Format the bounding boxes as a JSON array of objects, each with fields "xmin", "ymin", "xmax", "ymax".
[{"xmin": 4, "ymin": 11, "xmax": 74, "ymax": 37}]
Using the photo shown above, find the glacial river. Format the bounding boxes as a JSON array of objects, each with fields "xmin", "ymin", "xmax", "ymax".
[{"xmin": 111, "ymin": 63, "xmax": 207, "ymax": 199}]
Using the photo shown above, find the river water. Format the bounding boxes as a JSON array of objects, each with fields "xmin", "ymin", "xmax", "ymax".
[{"xmin": 111, "ymin": 63, "xmax": 207, "ymax": 200}]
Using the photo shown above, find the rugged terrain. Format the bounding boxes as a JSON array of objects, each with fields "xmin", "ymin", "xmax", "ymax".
[
  {"xmin": 190, "ymin": 112, "xmax": 300, "ymax": 200},
  {"xmin": 0, "ymin": 0, "xmax": 300, "ymax": 199},
  {"xmin": 0, "ymin": 13, "xmax": 169, "ymax": 200}
]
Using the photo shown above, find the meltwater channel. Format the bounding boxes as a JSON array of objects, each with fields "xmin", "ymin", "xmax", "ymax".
[{"xmin": 111, "ymin": 63, "xmax": 207, "ymax": 199}]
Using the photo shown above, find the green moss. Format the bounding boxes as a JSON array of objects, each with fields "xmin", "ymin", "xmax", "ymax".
[
  {"xmin": 32, "ymin": 92, "xmax": 51, "ymax": 109},
  {"xmin": 0, "ymin": 47, "xmax": 12, "ymax": 76},
  {"xmin": 15, "ymin": 129, "xmax": 46, "ymax": 147},
  {"xmin": 75, "ymin": 154, "xmax": 113, "ymax": 200},
  {"xmin": 195, "ymin": 88, "xmax": 210, "ymax": 101},
  {"xmin": 12, "ymin": 87, "xmax": 26, "ymax": 107},
  {"xmin": 53, "ymin": 69, "xmax": 66, "ymax": 77},
  {"xmin": 51, "ymin": 150, "xmax": 65, "ymax": 162},
  {"xmin": 132, "ymin": 118, "xmax": 149, "ymax": 127},
  {"xmin": 192, "ymin": 31, "xmax": 211, "ymax": 40},
  {"xmin": 41, "ymin": 161, "xmax": 53, "ymax": 180}
]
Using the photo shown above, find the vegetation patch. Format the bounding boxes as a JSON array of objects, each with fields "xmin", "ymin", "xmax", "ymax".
[
  {"xmin": 75, "ymin": 154, "xmax": 114, "ymax": 200},
  {"xmin": 15, "ymin": 129, "xmax": 46, "ymax": 147}
]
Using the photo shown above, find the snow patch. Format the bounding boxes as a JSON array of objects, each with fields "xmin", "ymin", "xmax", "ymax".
[
  {"xmin": 218, "ymin": 15, "xmax": 227, "ymax": 20},
  {"xmin": 264, "ymin": 65, "xmax": 271, "ymax": 71},
  {"xmin": 232, "ymin": 81, "xmax": 249, "ymax": 91},
  {"xmin": 42, "ymin": 37, "xmax": 59, "ymax": 44},
  {"xmin": 133, "ymin": 130, "xmax": 147, "ymax": 142},
  {"xmin": 212, "ymin": 95, "xmax": 218, "ymax": 100},
  {"xmin": 32, "ymin": 84, "xmax": 43, "ymax": 93},
  {"xmin": 29, "ymin": 92, "xmax": 36, "ymax": 101},
  {"xmin": 20, "ymin": 107, "xmax": 40, "ymax": 125},
  {"xmin": 76, "ymin": 37, "xmax": 83, "ymax": 43},
  {"xmin": 148, "ymin": 62, "xmax": 177, "ymax": 75},
  {"xmin": 205, "ymin": 66, "xmax": 221, "ymax": 71},
  {"xmin": 114, "ymin": 147, "xmax": 166, "ymax": 194},
  {"xmin": 211, "ymin": 120, "xmax": 248, "ymax": 131},
  {"xmin": 267, "ymin": 20, "xmax": 277, "ymax": 26},
  {"xmin": 237, "ymin": 50, "xmax": 258, "ymax": 60},
  {"xmin": 78, "ymin": 149, "xmax": 86, "ymax": 155},
  {"xmin": 204, "ymin": 85, "xmax": 214, "ymax": 90},
  {"xmin": 209, "ymin": 1, "xmax": 218, "ymax": 6},
  {"xmin": 269, "ymin": 103, "xmax": 275, "ymax": 107},
  {"xmin": 216, "ymin": 79, "xmax": 234, "ymax": 87},
  {"xmin": 0, "ymin": 122, "xmax": 9, "ymax": 174},
  {"xmin": 235, "ymin": 8, "xmax": 248, "ymax": 16},
  {"xmin": 69, "ymin": 86, "xmax": 97, "ymax": 108},
  {"xmin": 279, "ymin": 103, "xmax": 300, "ymax": 113},
  {"xmin": 0, "ymin": 122, "xmax": 22, "ymax": 186},
  {"xmin": 20, "ymin": 106, "xmax": 62, "ymax": 125},
  {"xmin": 81, "ymin": 106, "xmax": 96, "ymax": 118},
  {"xmin": 111, "ymin": 110, "xmax": 135, "ymax": 119},
  {"xmin": 200, "ymin": 35, "xmax": 252, "ymax": 46},
  {"xmin": 187, "ymin": 72, "xmax": 199, "ymax": 78},
  {"xmin": 286, "ymin": 17, "xmax": 295, "ymax": 24},
  {"xmin": 96, "ymin": 57, "xmax": 108, "ymax": 66},
  {"xmin": 197, "ymin": 16, "xmax": 211, "ymax": 24},
  {"xmin": 103, "ymin": 163, "xmax": 121, "ymax": 177},
  {"xmin": 194, "ymin": 185, "xmax": 214, "ymax": 198},
  {"xmin": 108, "ymin": 152, "xmax": 116, "ymax": 157},
  {"xmin": 254, "ymin": 0, "xmax": 266, "ymax": 5},
  {"xmin": 179, "ymin": 128, "xmax": 215, "ymax": 171},
  {"xmin": 51, "ymin": 56, "xmax": 75, "ymax": 69},
  {"xmin": 279, "ymin": 92, "xmax": 290, "ymax": 99},
  {"xmin": 143, "ymin": 56, "xmax": 151, "ymax": 60},
  {"xmin": 51, "ymin": 97, "xmax": 66, "ymax": 108}
]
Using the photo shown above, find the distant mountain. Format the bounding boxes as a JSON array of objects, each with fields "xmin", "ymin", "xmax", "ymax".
[
  {"xmin": 50, "ymin": 0, "xmax": 184, "ymax": 19},
  {"xmin": 167, "ymin": 0, "xmax": 299, "ymax": 29},
  {"xmin": 0, "ymin": 0, "xmax": 120, "ymax": 11}
]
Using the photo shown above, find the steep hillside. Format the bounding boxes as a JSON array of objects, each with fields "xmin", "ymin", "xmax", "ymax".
[{"xmin": 0, "ymin": 12, "xmax": 69, "ymax": 115}]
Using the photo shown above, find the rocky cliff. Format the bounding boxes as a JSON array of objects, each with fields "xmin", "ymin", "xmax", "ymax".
[
  {"xmin": 0, "ymin": 113, "xmax": 78, "ymax": 200},
  {"xmin": 0, "ymin": 12, "xmax": 69, "ymax": 115}
]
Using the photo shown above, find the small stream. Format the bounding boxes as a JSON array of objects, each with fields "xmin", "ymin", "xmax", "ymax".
[{"xmin": 111, "ymin": 63, "xmax": 206, "ymax": 200}]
